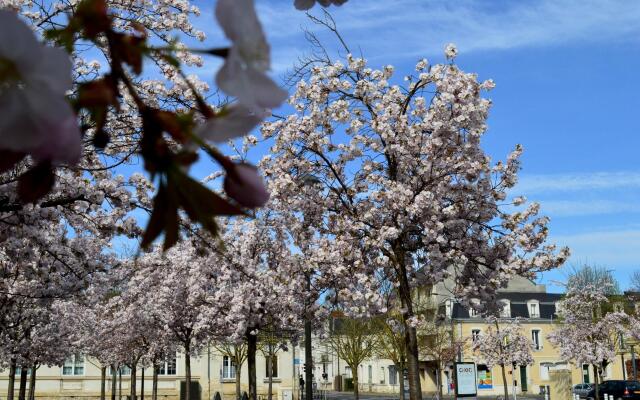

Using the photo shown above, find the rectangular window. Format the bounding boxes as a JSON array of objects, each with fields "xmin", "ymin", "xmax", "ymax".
[
  {"xmin": 157, "ymin": 356, "xmax": 177, "ymax": 376},
  {"xmin": 265, "ymin": 355, "xmax": 278, "ymax": 378},
  {"xmin": 389, "ymin": 365, "xmax": 397, "ymax": 385},
  {"xmin": 14, "ymin": 367, "xmax": 32, "ymax": 376},
  {"xmin": 582, "ymin": 364, "xmax": 590, "ymax": 383},
  {"xmin": 108, "ymin": 365, "xmax": 132, "ymax": 376},
  {"xmin": 540, "ymin": 363, "xmax": 550, "ymax": 381},
  {"xmin": 222, "ymin": 356, "xmax": 236, "ymax": 379},
  {"xmin": 63, "ymin": 354, "xmax": 84, "ymax": 376},
  {"xmin": 532, "ymin": 330, "xmax": 541, "ymax": 350},
  {"xmin": 472, "ymin": 329, "xmax": 481, "ymax": 342},
  {"xmin": 345, "ymin": 366, "xmax": 352, "ymax": 378},
  {"xmin": 529, "ymin": 303, "xmax": 539, "ymax": 318}
]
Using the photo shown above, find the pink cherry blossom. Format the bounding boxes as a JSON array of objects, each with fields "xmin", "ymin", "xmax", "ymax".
[
  {"xmin": 0, "ymin": 10, "xmax": 80, "ymax": 165},
  {"xmin": 195, "ymin": 104, "xmax": 269, "ymax": 143},
  {"xmin": 215, "ymin": 0, "xmax": 288, "ymax": 109},
  {"xmin": 224, "ymin": 162, "xmax": 270, "ymax": 208}
]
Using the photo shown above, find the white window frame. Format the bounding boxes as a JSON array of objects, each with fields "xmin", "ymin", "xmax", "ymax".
[
  {"xmin": 527, "ymin": 300, "xmax": 540, "ymax": 318},
  {"xmin": 222, "ymin": 356, "xmax": 236, "ymax": 380},
  {"xmin": 469, "ymin": 299, "xmax": 480, "ymax": 318},
  {"xmin": 157, "ymin": 356, "xmax": 177, "ymax": 376},
  {"xmin": 531, "ymin": 329, "xmax": 542, "ymax": 350},
  {"xmin": 471, "ymin": 329, "xmax": 481, "ymax": 342},
  {"xmin": 62, "ymin": 354, "xmax": 85, "ymax": 376},
  {"xmin": 500, "ymin": 300, "xmax": 511, "ymax": 318},
  {"xmin": 445, "ymin": 299, "xmax": 453, "ymax": 318},
  {"xmin": 540, "ymin": 363, "xmax": 551, "ymax": 381}
]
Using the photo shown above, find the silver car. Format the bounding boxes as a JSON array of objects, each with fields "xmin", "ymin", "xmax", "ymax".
[{"xmin": 574, "ymin": 383, "xmax": 594, "ymax": 398}]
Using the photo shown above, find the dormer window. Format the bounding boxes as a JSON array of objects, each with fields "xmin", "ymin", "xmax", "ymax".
[
  {"xmin": 469, "ymin": 299, "xmax": 480, "ymax": 318},
  {"xmin": 527, "ymin": 300, "xmax": 540, "ymax": 318},
  {"xmin": 500, "ymin": 300, "xmax": 511, "ymax": 318},
  {"xmin": 445, "ymin": 299, "xmax": 453, "ymax": 318}
]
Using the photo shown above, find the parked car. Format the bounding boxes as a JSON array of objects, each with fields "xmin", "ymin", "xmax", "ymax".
[
  {"xmin": 574, "ymin": 383, "xmax": 594, "ymax": 398},
  {"xmin": 586, "ymin": 380, "xmax": 640, "ymax": 400}
]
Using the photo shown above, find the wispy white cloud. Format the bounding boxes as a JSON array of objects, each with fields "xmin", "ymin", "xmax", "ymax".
[
  {"xmin": 255, "ymin": 0, "xmax": 640, "ymax": 63},
  {"xmin": 539, "ymin": 199, "xmax": 640, "ymax": 217},
  {"xmin": 551, "ymin": 228, "xmax": 640, "ymax": 269},
  {"xmin": 516, "ymin": 171, "xmax": 640, "ymax": 194}
]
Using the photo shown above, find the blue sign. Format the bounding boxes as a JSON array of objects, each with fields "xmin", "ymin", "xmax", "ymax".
[{"xmin": 294, "ymin": 358, "xmax": 300, "ymax": 365}]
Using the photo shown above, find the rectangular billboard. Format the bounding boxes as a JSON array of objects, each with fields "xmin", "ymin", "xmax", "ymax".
[{"xmin": 455, "ymin": 362, "xmax": 477, "ymax": 397}]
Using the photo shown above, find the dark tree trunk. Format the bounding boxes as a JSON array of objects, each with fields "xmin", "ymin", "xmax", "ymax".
[
  {"xmin": 18, "ymin": 367, "xmax": 28, "ymax": 400},
  {"xmin": 235, "ymin": 360, "xmax": 242, "ymax": 400},
  {"xmin": 111, "ymin": 364, "xmax": 117, "ymax": 400},
  {"xmin": 152, "ymin": 363, "xmax": 158, "ymax": 400},
  {"xmin": 247, "ymin": 332, "xmax": 258, "ymax": 400},
  {"xmin": 100, "ymin": 366, "xmax": 107, "ymax": 400},
  {"xmin": 28, "ymin": 366, "xmax": 37, "ymax": 400},
  {"xmin": 267, "ymin": 352, "xmax": 273, "ymax": 400},
  {"xmin": 185, "ymin": 345, "xmax": 192, "ymax": 400},
  {"xmin": 398, "ymin": 265, "xmax": 422, "ymax": 400},
  {"xmin": 119, "ymin": 369, "xmax": 122, "ymax": 400},
  {"xmin": 353, "ymin": 370, "xmax": 359, "ymax": 400},
  {"xmin": 500, "ymin": 364, "xmax": 509, "ymax": 400},
  {"xmin": 140, "ymin": 367, "xmax": 145, "ymax": 400},
  {"xmin": 399, "ymin": 364, "xmax": 405, "ymax": 400},
  {"xmin": 435, "ymin": 364, "xmax": 442, "ymax": 400},
  {"xmin": 594, "ymin": 365, "xmax": 600, "ymax": 400},
  {"xmin": 8, "ymin": 360, "xmax": 17, "ymax": 400},
  {"xmin": 130, "ymin": 362, "xmax": 138, "ymax": 400}
]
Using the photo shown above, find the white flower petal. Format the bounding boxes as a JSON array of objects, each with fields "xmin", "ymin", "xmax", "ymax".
[
  {"xmin": 195, "ymin": 104, "xmax": 266, "ymax": 143},
  {"xmin": 216, "ymin": 51, "xmax": 287, "ymax": 109}
]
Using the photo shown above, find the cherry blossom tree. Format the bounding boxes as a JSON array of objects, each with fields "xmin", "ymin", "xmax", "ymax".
[
  {"xmin": 473, "ymin": 318, "xmax": 533, "ymax": 400},
  {"xmin": 548, "ymin": 285, "xmax": 627, "ymax": 400},
  {"xmin": 207, "ymin": 218, "xmax": 304, "ymax": 400},
  {"xmin": 130, "ymin": 242, "xmax": 226, "ymax": 400},
  {"xmin": 260, "ymin": 45, "xmax": 569, "ymax": 399},
  {"xmin": 0, "ymin": 0, "xmax": 349, "ymax": 251}
]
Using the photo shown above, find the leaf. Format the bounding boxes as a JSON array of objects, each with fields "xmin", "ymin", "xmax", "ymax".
[
  {"xmin": 142, "ymin": 183, "xmax": 171, "ymax": 249},
  {"xmin": 18, "ymin": 163, "xmax": 55, "ymax": 204},
  {"xmin": 172, "ymin": 169, "xmax": 245, "ymax": 217},
  {"xmin": 78, "ymin": 78, "xmax": 118, "ymax": 108},
  {"xmin": 155, "ymin": 110, "xmax": 188, "ymax": 143}
]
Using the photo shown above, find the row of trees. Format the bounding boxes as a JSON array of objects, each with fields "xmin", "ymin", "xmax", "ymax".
[{"xmin": 1, "ymin": 4, "xmax": 570, "ymax": 400}]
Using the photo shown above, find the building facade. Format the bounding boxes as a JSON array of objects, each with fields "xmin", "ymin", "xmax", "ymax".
[{"xmin": 4, "ymin": 281, "xmax": 640, "ymax": 400}]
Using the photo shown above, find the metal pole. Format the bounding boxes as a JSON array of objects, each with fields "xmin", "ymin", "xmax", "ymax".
[
  {"xmin": 633, "ymin": 345, "xmax": 637, "ymax": 380},
  {"xmin": 621, "ymin": 353, "xmax": 626, "ymax": 380}
]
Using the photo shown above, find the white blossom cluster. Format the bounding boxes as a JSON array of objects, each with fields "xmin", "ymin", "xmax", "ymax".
[{"xmin": 473, "ymin": 317, "xmax": 534, "ymax": 368}]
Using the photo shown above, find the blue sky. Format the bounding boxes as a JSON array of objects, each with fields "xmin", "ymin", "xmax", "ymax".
[{"xmin": 181, "ymin": 0, "xmax": 640, "ymax": 291}]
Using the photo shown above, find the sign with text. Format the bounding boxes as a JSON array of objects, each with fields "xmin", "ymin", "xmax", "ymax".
[{"xmin": 455, "ymin": 362, "xmax": 477, "ymax": 397}]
